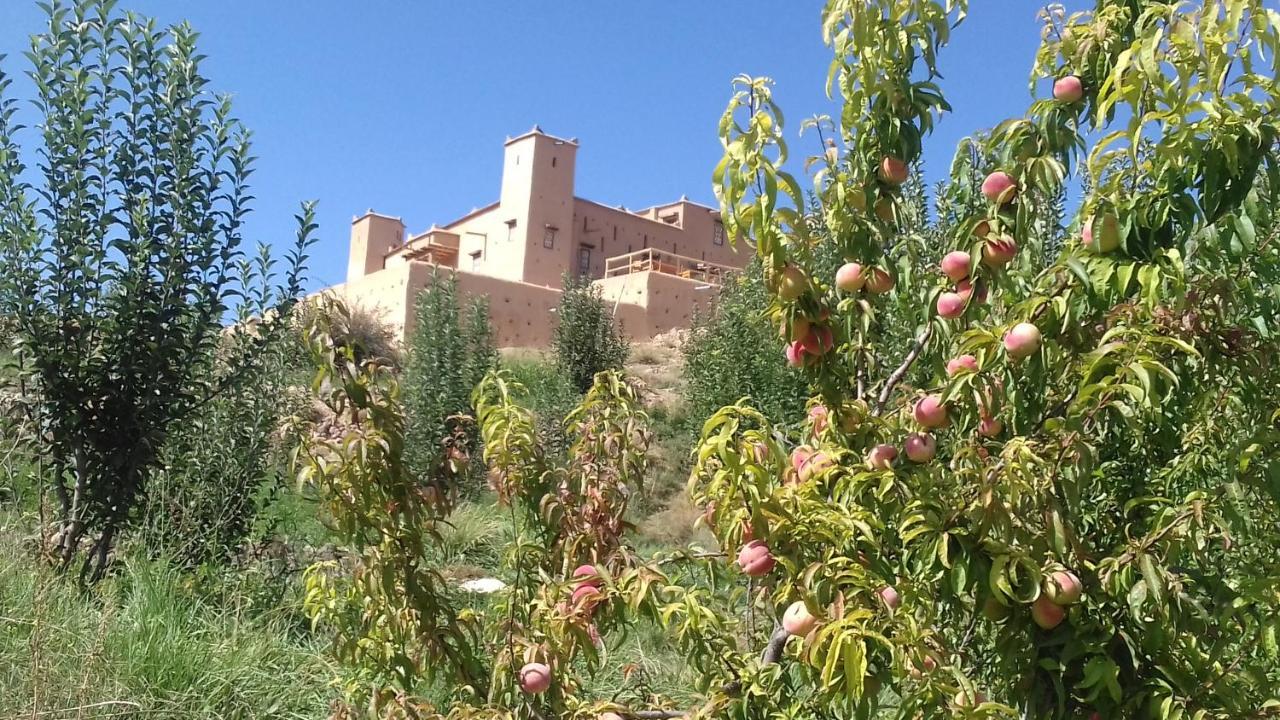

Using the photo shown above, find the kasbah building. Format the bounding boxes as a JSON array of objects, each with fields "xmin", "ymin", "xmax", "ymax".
[{"xmin": 327, "ymin": 126, "xmax": 748, "ymax": 347}]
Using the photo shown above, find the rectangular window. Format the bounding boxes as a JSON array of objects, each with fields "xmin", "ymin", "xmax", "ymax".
[
  {"xmin": 713, "ymin": 223, "xmax": 726, "ymax": 246},
  {"xmin": 469, "ymin": 251, "xmax": 481, "ymax": 272},
  {"xmin": 578, "ymin": 245, "xmax": 592, "ymax": 276},
  {"xmin": 543, "ymin": 227, "xmax": 556, "ymax": 249},
  {"xmin": 506, "ymin": 219, "xmax": 517, "ymax": 242}
]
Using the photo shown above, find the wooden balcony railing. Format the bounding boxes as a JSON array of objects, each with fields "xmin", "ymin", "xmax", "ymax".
[{"xmin": 603, "ymin": 248, "xmax": 737, "ymax": 285}]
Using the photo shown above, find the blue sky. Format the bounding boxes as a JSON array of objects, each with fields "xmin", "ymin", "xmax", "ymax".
[{"xmin": 0, "ymin": 1, "xmax": 1089, "ymax": 292}]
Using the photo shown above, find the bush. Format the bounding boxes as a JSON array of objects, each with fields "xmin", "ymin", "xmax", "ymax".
[
  {"xmin": 294, "ymin": 298, "xmax": 400, "ymax": 368},
  {"xmin": 682, "ymin": 260, "xmax": 809, "ymax": 429},
  {"xmin": 553, "ymin": 274, "xmax": 629, "ymax": 393},
  {"xmin": 402, "ymin": 271, "xmax": 497, "ymax": 488}
]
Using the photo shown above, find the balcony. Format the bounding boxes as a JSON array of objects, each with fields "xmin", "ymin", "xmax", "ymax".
[{"xmin": 603, "ymin": 247, "xmax": 736, "ymax": 285}]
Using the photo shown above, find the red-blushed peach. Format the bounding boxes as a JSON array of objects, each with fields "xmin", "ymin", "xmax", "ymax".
[
  {"xmin": 973, "ymin": 218, "xmax": 992, "ymax": 238},
  {"xmin": 808, "ymin": 405, "xmax": 829, "ymax": 434},
  {"xmin": 978, "ymin": 415, "xmax": 1004, "ymax": 438},
  {"xmin": 878, "ymin": 155, "xmax": 909, "ymax": 185},
  {"xmin": 913, "ymin": 395, "xmax": 949, "ymax": 429},
  {"xmin": 946, "ymin": 354, "xmax": 980, "ymax": 376},
  {"xmin": 940, "ymin": 250, "xmax": 971, "ymax": 282},
  {"xmin": 1053, "ymin": 75, "xmax": 1084, "ymax": 102},
  {"xmin": 877, "ymin": 585, "xmax": 902, "ymax": 611},
  {"xmin": 573, "ymin": 564, "xmax": 600, "ymax": 587},
  {"xmin": 737, "ymin": 540, "xmax": 776, "ymax": 577},
  {"xmin": 1031, "ymin": 594, "xmax": 1066, "ymax": 629},
  {"xmin": 866, "ymin": 443, "xmax": 898, "ymax": 470},
  {"xmin": 572, "ymin": 584, "xmax": 602, "ymax": 609},
  {"xmin": 785, "ymin": 341, "xmax": 806, "ymax": 368},
  {"xmin": 981, "ymin": 171, "xmax": 1018, "ymax": 204},
  {"xmin": 782, "ymin": 600, "xmax": 818, "ymax": 636},
  {"xmin": 864, "ymin": 267, "xmax": 895, "ymax": 294},
  {"xmin": 1004, "ymin": 322, "xmax": 1042, "ymax": 360},
  {"xmin": 874, "ymin": 197, "xmax": 896, "ymax": 223},
  {"xmin": 835, "ymin": 262, "xmax": 866, "ymax": 292},
  {"xmin": 1083, "ymin": 213, "xmax": 1121, "ymax": 253},
  {"xmin": 954, "ymin": 690, "xmax": 988, "ymax": 708},
  {"xmin": 1045, "ymin": 570, "xmax": 1083, "ymax": 606},
  {"xmin": 519, "ymin": 662, "xmax": 552, "ymax": 694},
  {"xmin": 936, "ymin": 292, "xmax": 966, "ymax": 319},
  {"xmin": 780, "ymin": 316, "xmax": 811, "ymax": 342},
  {"xmin": 904, "ymin": 433, "xmax": 937, "ymax": 463},
  {"xmin": 799, "ymin": 327, "xmax": 835, "ymax": 357},
  {"xmin": 955, "ymin": 278, "xmax": 987, "ymax": 304},
  {"xmin": 982, "ymin": 235, "xmax": 1018, "ymax": 267}
]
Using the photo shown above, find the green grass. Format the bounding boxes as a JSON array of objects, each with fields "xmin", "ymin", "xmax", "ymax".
[{"xmin": 0, "ymin": 518, "xmax": 333, "ymax": 719}]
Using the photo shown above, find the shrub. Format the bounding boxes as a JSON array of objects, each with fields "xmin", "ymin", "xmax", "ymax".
[
  {"xmin": 0, "ymin": 1, "xmax": 313, "ymax": 583},
  {"xmin": 553, "ymin": 274, "xmax": 629, "ymax": 393},
  {"xmin": 294, "ymin": 298, "xmax": 400, "ymax": 368},
  {"xmin": 402, "ymin": 271, "xmax": 497, "ymax": 487}
]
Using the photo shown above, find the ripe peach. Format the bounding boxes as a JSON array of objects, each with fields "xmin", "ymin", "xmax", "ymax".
[
  {"xmin": 874, "ymin": 198, "xmax": 896, "ymax": 223},
  {"xmin": 778, "ymin": 264, "xmax": 808, "ymax": 301},
  {"xmin": 940, "ymin": 251, "xmax": 971, "ymax": 282},
  {"xmin": 908, "ymin": 652, "xmax": 939, "ymax": 678},
  {"xmin": 946, "ymin": 354, "xmax": 980, "ymax": 376},
  {"xmin": 973, "ymin": 219, "xmax": 991, "ymax": 238},
  {"xmin": 1003, "ymin": 322, "xmax": 1042, "ymax": 360},
  {"xmin": 877, "ymin": 585, "xmax": 901, "ymax": 611},
  {"xmin": 781, "ymin": 316, "xmax": 811, "ymax": 342},
  {"xmin": 573, "ymin": 565, "xmax": 601, "ymax": 587},
  {"xmin": 519, "ymin": 662, "xmax": 552, "ymax": 694},
  {"xmin": 864, "ymin": 267, "xmax": 895, "ymax": 294},
  {"xmin": 1083, "ymin": 213, "xmax": 1121, "ymax": 253},
  {"xmin": 878, "ymin": 155, "xmax": 909, "ymax": 185},
  {"xmin": 1053, "ymin": 75, "xmax": 1084, "ymax": 103},
  {"xmin": 791, "ymin": 445, "xmax": 814, "ymax": 474},
  {"xmin": 799, "ymin": 451, "xmax": 833, "ymax": 483},
  {"xmin": 1045, "ymin": 570, "xmax": 1082, "ymax": 606},
  {"xmin": 737, "ymin": 540, "xmax": 776, "ymax": 577},
  {"xmin": 981, "ymin": 171, "xmax": 1018, "ymax": 204},
  {"xmin": 797, "ymin": 326, "xmax": 834, "ymax": 357},
  {"xmin": 785, "ymin": 341, "xmax": 806, "ymax": 368},
  {"xmin": 936, "ymin": 292, "xmax": 966, "ymax": 319},
  {"xmin": 913, "ymin": 395, "xmax": 949, "ymax": 429},
  {"xmin": 982, "ymin": 235, "xmax": 1018, "ymax": 267},
  {"xmin": 1031, "ymin": 594, "xmax": 1066, "ymax": 629},
  {"xmin": 808, "ymin": 405, "xmax": 829, "ymax": 434},
  {"xmin": 904, "ymin": 433, "xmax": 936, "ymax": 463},
  {"xmin": 835, "ymin": 262, "xmax": 866, "ymax": 292},
  {"xmin": 866, "ymin": 443, "xmax": 897, "ymax": 470},
  {"xmin": 782, "ymin": 600, "xmax": 818, "ymax": 636},
  {"xmin": 572, "ymin": 584, "xmax": 602, "ymax": 608},
  {"xmin": 954, "ymin": 690, "xmax": 987, "ymax": 708},
  {"xmin": 955, "ymin": 278, "xmax": 987, "ymax": 304},
  {"xmin": 978, "ymin": 416, "xmax": 1003, "ymax": 438}
]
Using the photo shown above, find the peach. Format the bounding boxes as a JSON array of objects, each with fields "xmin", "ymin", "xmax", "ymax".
[
  {"xmin": 785, "ymin": 341, "xmax": 806, "ymax": 368},
  {"xmin": 1083, "ymin": 213, "xmax": 1121, "ymax": 253},
  {"xmin": 904, "ymin": 433, "xmax": 937, "ymax": 463},
  {"xmin": 864, "ymin": 268, "xmax": 895, "ymax": 294},
  {"xmin": 781, "ymin": 316, "xmax": 811, "ymax": 342},
  {"xmin": 946, "ymin": 354, "xmax": 980, "ymax": 376},
  {"xmin": 835, "ymin": 262, "xmax": 866, "ymax": 292},
  {"xmin": 1053, "ymin": 75, "xmax": 1084, "ymax": 103},
  {"xmin": 909, "ymin": 652, "xmax": 939, "ymax": 678},
  {"xmin": 981, "ymin": 171, "xmax": 1018, "ymax": 204},
  {"xmin": 878, "ymin": 155, "xmax": 909, "ymax": 185},
  {"xmin": 955, "ymin": 278, "xmax": 987, "ymax": 304},
  {"xmin": 1004, "ymin": 322, "xmax": 1042, "ymax": 360},
  {"xmin": 913, "ymin": 395, "xmax": 949, "ymax": 429},
  {"xmin": 1031, "ymin": 594, "xmax": 1066, "ymax": 629},
  {"xmin": 782, "ymin": 600, "xmax": 817, "ymax": 636},
  {"xmin": 799, "ymin": 327, "xmax": 834, "ymax": 356},
  {"xmin": 973, "ymin": 219, "xmax": 991, "ymax": 238},
  {"xmin": 866, "ymin": 443, "xmax": 897, "ymax": 470},
  {"xmin": 982, "ymin": 597, "xmax": 1010, "ymax": 621},
  {"xmin": 954, "ymin": 690, "xmax": 988, "ymax": 708},
  {"xmin": 808, "ymin": 405, "xmax": 829, "ymax": 434},
  {"xmin": 940, "ymin": 251, "xmax": 971, "ymax": 282},
  {"xmin": 877, "ymin": 585, "xmax": 901, "ymax": 611},
  {"xmin": 799, "ymin": 451, "xmax": 833, "ymax": 483},
  {"xmin": 978, "ymin": 416, "xmax": 1003, "ymax": 438},
  {"xmin": 519, "ymin": 662, "xmax": 552, "ymax": 694},
  {"xmin": 874, "ymin": 198, "xmax": 896, "ymax": 223},
  {"xmin": 573, "ymin": 565, "xmax": 601, "ymax": 587},
  {"xmin": 791, "ymin": 445, "xmax": 814, "ymax": 474},
  {"xmin": 981, "ymin": 235, "xmax": 1018, "ymax": 268},
  {"xmin": 936, "ymin": 292, "xmax": 966, "ymax": 319},
  {"xmin": 572, "ymin": 584, "xmax": 602, "ymax": 608},
  {"xmin": 737, "ymin": 540, "xmax": 776, "ymax": 577},
  {"xmin": 778, "ymin": 264, "xmax": 808, "ymax": 301},
  {"xmin": 1045, "ymin": 570, "xmax": 1082, "ymax": 606}
]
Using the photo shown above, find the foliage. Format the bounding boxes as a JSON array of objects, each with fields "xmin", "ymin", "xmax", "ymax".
[
  {"xmin": 295, "ymin": 299, "xmax": 401, "ymax": 368},
  {"xmin": 136, "ymin": 334, "xmax": 298, "ymax": 569},
  {"xmin": 403, "ymin": 271, "xmax": 498, "ymax": 490},
  {"xmin": 0, "ymin": 0, "xmax": 314, "ymax": 582},
  {"xmin": 693, "ymin": 0, "xmax": 1280, "ymax": 717},
  {"xmin": 553, "ymin": 274, "xmax": 629, "ymax": 394}
]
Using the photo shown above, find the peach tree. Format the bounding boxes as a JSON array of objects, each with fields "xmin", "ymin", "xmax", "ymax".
[{"xmin": 295, "ymin": 1, "xmax": 1280, "ymax": 719}]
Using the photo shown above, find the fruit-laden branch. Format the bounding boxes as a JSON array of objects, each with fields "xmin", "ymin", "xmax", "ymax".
[{"xmin": 875, "ymin": 324, "xmax": 934, "ymax": 415}]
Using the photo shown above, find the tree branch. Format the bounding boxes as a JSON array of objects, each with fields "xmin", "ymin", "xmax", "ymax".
[{"xmin": 875, "ymin": 324, "xmax": 934, "ymax": 415}]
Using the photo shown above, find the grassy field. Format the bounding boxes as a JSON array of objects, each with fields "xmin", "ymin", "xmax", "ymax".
[{"xmin": 0, "ymin": 341, "xmax": 715, "ymax": 718}]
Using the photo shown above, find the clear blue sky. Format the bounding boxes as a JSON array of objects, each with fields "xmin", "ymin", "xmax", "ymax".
[{"xmin": 0, "ymin": 1, "xmax": 1090, "ymax": 292}]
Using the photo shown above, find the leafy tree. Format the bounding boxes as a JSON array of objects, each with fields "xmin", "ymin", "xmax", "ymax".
[
  {"xmin": 294, "ymin": 2, "xmax": 1280, "ymax": 719},
  {"xmin": 553, "ymin": 274, "xmax": 629, "ymax": 394},
  {"xmin": 402, "ymin": 270, "xmax": 497, "ymax": 487},
  {"xmin": 0, "ymin": 0, "xmax": 313, "ymax": 583}
]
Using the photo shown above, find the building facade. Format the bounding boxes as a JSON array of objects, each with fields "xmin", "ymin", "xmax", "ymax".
[{"xmin": 331, "ymin": 127, "xmax": 745, "ymax": 347}]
